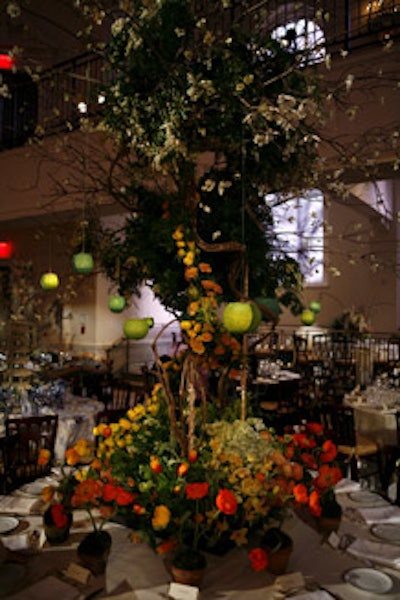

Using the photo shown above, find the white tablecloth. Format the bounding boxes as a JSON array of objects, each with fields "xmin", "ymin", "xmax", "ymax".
[{"xmin": 3, "ymin": 481, "xmax": 400, "ymax": 600}]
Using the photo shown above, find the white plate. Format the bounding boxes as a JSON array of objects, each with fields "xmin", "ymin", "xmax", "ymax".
[
  {"xmin": 0, "ymin": 515, "xmax": 19, "ymax": 534},
  {"xmin": 343, "ymin": 567, "xmax": 394, "ymax": 593},
  {"xmin": 371, "ymin": 523, "xmax": 400, "ymax": 543},
  {"xmin": 0, "ymin": 563, "xmax": 26, "ymax": 597},
  {"xmin": 348, "ymin": 490, "xmax": 387, "ymax": 505}
]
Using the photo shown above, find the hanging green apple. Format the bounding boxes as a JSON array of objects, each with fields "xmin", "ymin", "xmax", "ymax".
[
  {"xmin": 300, "ymin": 309, "xmax": 316, "ymax": 326},
  {"xmin": 73, "ymin": 252, "xmax": 94, "ymax": 274},
  {"xmin": 309, "ymin": 300, "xmax": 322, "ymax": 314},
  {"xmin": 40, "ymin": 271, "xmax": 60, "ymax": 290},
  {"xmin": 123, "ymin": 318, "xmax": 151, "ymax": 339},
  {"xmin": 108, "ymin": 295, "xmax": 126, "ymax": 313},
  {"xmin": 222, "ymin": 301, "xmax": 262, "ymax": 334}
]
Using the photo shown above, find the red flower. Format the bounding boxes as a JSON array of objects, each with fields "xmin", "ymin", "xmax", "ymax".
[
  {"xmin": 115, "ymin": 487, "xmax": 136, "ymax": 506},
  {"xmin": 306, "ymin": 422, "xmax": 324, "ymax": 436},
  {"xmin": 103, "ymin": 482, "xmax": 118, "ymax": 502},
  {"xmin": 50, "ymin": 503, "xmax": 69, "ymax": 528},
  {"xmin": 309, "ymin": 490, "xmax": 322, "ymax": 517},
  {"xmin": 292, "ymin": 433, "xmax": 317, "ymax": 449},
  {"xmin": 249, "ymin": 547, "xmax": 269, "ymax": 571},
  {"xmin": 177, "ymin": 462, "xmax": 189, "ymax": 476},
  {"xmin": 71, "ymin": 478, "xmax": 103, "ymax": 508},
  {"xmin": 315, "ymin": 464, "xmax": 342, "ymax": 490},
  {"xmin": 293, "ymin": 483, "xmax": 308, "ymax": 504},
  {"xmin": 150, "ymin": 456, "xmax": 162, "ymax": 474},
  {"xmin": 188, "ymin": 449, "xmax": 198, "ymax": 463},
  {"xmin": 185, "ymin": 482, "xmax": 209, "ymax": 500},
  {"xmin": 301, "ymin": 452, "xmax": 318, "ymax": 470},
  {"xmin": 320, "ymin": 440, "xmax": 338, "ymax": 463},
  {"xmin": 216, "ymin": 489, "xmax": 238, "ymax": 515}
]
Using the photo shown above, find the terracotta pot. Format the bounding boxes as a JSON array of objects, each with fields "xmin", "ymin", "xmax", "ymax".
[
  {"xmin": 317, "ymin": 515, "xmax": 341, "ymax": 535},
  {"xmin": 268, "ymin": 543, "xmax": 293, "ymax": 575},
  {"xmin": 171, "ymin": 550, "xmax": 206, "ymax": 587},
  {"xmin": 77, "ymin": 530, "xmax": 112, "ymax": 575},
  {"xmin": 171, "ymin": 565, "xmax": 206, "ymax": 587},
  {"xmin": 261, "ymin": 527, "xmax": 293, "ymax": 575}
]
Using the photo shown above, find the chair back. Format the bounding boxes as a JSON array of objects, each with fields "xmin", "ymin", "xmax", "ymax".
[
  {"xmin": 0, "ymin": 433, "xmax": 18, "ymax": 494},
  {"xmin": 95, "ymin": 408, "xmax": 127, "ymax": 426},
  {"xmin": 324, "ymin": 404, "xmax": 357, "ymax": 447},
  {"xmin": 5, "ymin": 414, "xmax": 58, "ymax": 489}
]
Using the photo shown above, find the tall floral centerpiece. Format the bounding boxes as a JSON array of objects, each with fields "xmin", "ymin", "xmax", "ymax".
[{"xmin": 62, "ymin": 0, "xmax": 335, "ymax": 581}]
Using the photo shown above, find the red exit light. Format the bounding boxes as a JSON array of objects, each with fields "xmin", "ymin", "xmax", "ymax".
[
  {"xmin": 0, "ymin": 242, "xmax": 13, "ymax": 259},
  {"xmin": 0, "ymin": 54, "xmax": 16, "ymax": 70}
]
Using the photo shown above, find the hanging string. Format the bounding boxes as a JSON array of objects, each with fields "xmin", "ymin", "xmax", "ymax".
[
  {"xmin": 78, "ymin": 71, "xmax": 90, "ymax": 253},
  {"xmin": 48, "ymin": 227, "xmax": 53, "ymax": 271},
  {"xmin": 240, "ymin": 126, "xmax": 249, "ymax": 421}
]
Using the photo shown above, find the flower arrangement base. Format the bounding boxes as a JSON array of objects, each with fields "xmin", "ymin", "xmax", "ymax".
[
  {"xmin": 316, "ymin": 515, "xmax": 341, "ymax": 535},
  {"xmin": 260, "ymin": 528, "xmax": 293, "ymax": 576},
  {"xmin": 171, "ymin": 565, "xmax": 206, "ymax": 587},
  {"xmin": 77, "ymin": 530, "xmax": 112, "ymax": 575},
  {"xmin": 170, "ymin": 550, "xmax": 206, "ymax": 587},
  {"xmin": 43, "ymin": 507, "xmax": 72, "ymax": 545}
]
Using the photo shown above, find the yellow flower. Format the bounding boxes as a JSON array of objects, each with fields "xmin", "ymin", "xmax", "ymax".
[
  {"xmin": 241, "ymin": 477, "xmax": 262, "ymax": 496},
  {"xmin": 152, "ymin": 505, "xmax": 171, "ymax": 530},
  {"xmin": 127, "ymin": 404, "xmax": 146, "ymax": 421},
  {"xmin": 183, "ymin": 251, "xmax": 195, "ymax": 266},
  {"xmin": 180, "ymin": 320, "xmax": 192, "ymax": 331},
  {"xmin": 172, "ymin": 227, "xmax": 184, "ymax": 240},
  {"xmin": 146, "ymin": 402, "xmax": 160, "ymax": 416},
  {"xmin": 231, "ymin": 528, "xmax": 248, "ymax": 546},
  {"xmin": 119, "ymin": 418, "xmax": 132, "ymax": 431}
]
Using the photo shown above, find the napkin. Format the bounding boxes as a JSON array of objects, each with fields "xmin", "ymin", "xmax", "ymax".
[
  {"xmin": 334, "ymin": 478, "xmax": 361, "ymax": 494},
  {"xmin": 0, "ymin": 495, "xmax": 43, "ymax": 515},
  {"xmin": 357, "ymin": 505, "xmax": 400, "ymax": 524},
  {"xmin": 346, "ymin": 537, "xmax": 400, "ymax": 569},
  {"xmin": 289, "ymin": 591, "xmax": 336, "ymax": 600}
]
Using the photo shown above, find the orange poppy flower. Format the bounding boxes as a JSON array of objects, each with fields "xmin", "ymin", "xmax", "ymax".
[
  {"xmin": 293, "ymin": 483, "xmax": 308, "ymax": 504},
  {"xmin": 185, "ymin": 482, "xmax": 210, "ymax": 500},
  {"xmin": 37, "ymin": 448, "xmax": 51, "ymax": 466},
  {"xmin": 216, "ymin": 489, "xmax": 238, "ymax": 515}
]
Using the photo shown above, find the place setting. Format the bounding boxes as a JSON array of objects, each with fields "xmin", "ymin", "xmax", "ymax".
[{"xmin": 343, "ymin": 567, "xmax": 396, "ymax": 595}]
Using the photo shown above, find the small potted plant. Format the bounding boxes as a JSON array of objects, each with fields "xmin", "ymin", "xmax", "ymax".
[
  {"xmin": 317, "ymin": 488, "xmax": 343, "ymax": 534},
  {"xmin": 259, "ymin": 526, "xmax": 293, "ymax": 575},
  {"xmin": 43, "ymin": 502, "xmax": 73, "ymax": 544},
  {"xmin": 170, "ymin": 547, "xmax": 207, "ymax": 587}
]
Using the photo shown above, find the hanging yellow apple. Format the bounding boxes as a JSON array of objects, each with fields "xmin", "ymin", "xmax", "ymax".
[
  {"xmin": 108, "ymin": 295, "xmax": 126, "ymax": 313},
  {"xmin": 40, "ymin": 272, "xmax": 60, "ymax": 290},
  {"xmin": 123, "ymin": 318, "xmax": 150, "ymax": 339},
  {"xmin": 73, "ymin": 252, "xmax": 94, "ymax": 274},
  {"xmin": 222, "ymin": 302, "xmax": 261, "ymax": 334},
  {"xmin": 301, "ymin": 309, "xmax": 316, "ymax": 326}
]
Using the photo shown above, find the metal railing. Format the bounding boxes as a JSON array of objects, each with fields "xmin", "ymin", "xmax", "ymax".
[{"xmin": 2, "ymin": 1, "xmax": 400, "ymax": 148}]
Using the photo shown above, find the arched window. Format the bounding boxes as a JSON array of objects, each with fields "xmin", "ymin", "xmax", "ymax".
[
  {"xmin": 266, "ymin": 189, "xmax": 324, "ymax": 285},
  {"xmin": 271, "ymin": 18, "xmax": 326, "ymax": 64}
]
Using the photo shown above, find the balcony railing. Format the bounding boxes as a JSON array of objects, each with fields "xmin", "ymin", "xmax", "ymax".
[{"xmin": 2, "ymin": 0, "xmax": 400, "ymax": 148}]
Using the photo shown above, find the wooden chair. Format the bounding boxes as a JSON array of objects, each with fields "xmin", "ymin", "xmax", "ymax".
[
  {"xmin": 321, "ymin": 405, "xmax": 383, "ymax": 486},
  {"xmin": 254, "ymin": 378, "xmax": 301, "ymax": 435},
  {"xmin": 0, "ymin": 433, "xmax": 18, "ymax": 494},
  {"xmin": 5, "ymin": 414, "xmax": 58, "ymax": 491},
  {"xmin": 95, "ymin": 408, "xmax": 127, "ymax": 426},
  {"xmin": 380, "ymin": 410, "xmax": 400, "ymax": 505}
]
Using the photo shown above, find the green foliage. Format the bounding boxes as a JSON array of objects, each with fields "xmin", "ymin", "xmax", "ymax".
[{"xmin": 86, "ymin": 0, "xmax": 322, "ymax": 313}]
